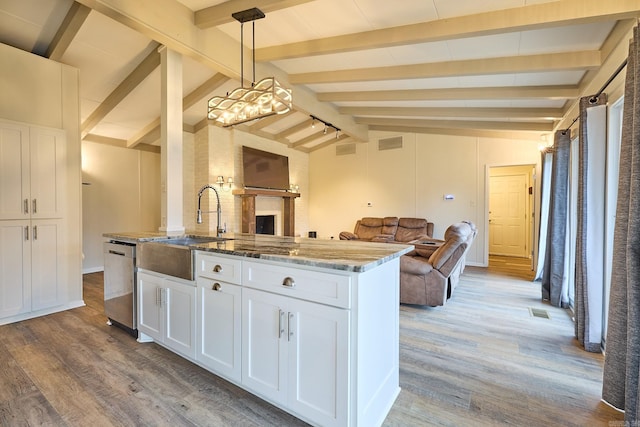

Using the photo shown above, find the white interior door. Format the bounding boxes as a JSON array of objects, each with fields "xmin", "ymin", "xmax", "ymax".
[{"xmin": 489, "ymin": 173, "xmax": 528, "ymax": 257}]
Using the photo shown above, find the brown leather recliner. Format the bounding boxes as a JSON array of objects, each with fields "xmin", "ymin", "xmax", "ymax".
[
  {"xmin": 339, "ymin": 217, "xmax": 399, "ymax": 242},
  {"xmin": 400, "ymin": 221, "xmax": 477, "ymax": 307},
  {"xmin": 394, "ymin": 218, "xmax": 434, "ymax": 242},
  {"xmin": 339, "ymin": 217, "xmax": 433, "ymax": 242}
]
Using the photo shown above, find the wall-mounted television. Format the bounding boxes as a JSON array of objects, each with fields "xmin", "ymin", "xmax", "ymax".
[{"xmin": 242, "ymin": 146, "xmax": 290, "ymax": 191}]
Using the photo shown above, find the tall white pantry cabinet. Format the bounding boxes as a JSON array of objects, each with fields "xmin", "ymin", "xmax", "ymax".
[{"xmin": 0, "ymin": 120, "xmax": 66, "ymax": 320}]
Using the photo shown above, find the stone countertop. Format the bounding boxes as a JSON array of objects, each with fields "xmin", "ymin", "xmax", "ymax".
[{"xmin": 103, "ymin": 232, "xmax": 413, "ymax": 273}]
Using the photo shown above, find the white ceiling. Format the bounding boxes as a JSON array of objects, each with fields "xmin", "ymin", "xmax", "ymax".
[{"xmin": 0, "ymin": 0, "xmax": 635, "ymax": 151}]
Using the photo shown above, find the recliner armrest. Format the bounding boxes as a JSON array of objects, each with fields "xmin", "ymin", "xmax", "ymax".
[
  {"xmin": 339, "ymin": 231, "xmax": 358, "ymax": 240},
  {"xmin": 400, "ymin": 255, "xmax": 434, "ymax": 275}
]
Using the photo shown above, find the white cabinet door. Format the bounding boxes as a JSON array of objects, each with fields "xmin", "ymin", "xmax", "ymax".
[
  {"xmin": 287, "ymin": 297, "xmax": 349, "ymax": 427},
  {"xmin": 0, "ymin": 220, "xmax": 31, "ymax": 318},
  {"xmin": 138, "ymin": 271, "xmax": 164, "ymax": 341},
  {"xmin": 138, "ymin": 272, "xmax": 196, "ymax": 359},
  {"xmin": 29, "ymin": 127, "xmax": 65, "ymax": 219},
  {"xmin": 30, "ymin": 219, "xmax": 62, "ymax": 311},
  {"xmin": 0, "ymin": 123, "xmax": 64, "ymax": 221},
  {"xmin": 197, "ymin": 278, "xmax": 241, "ymax": 383},
  {"xmin": 242, "ymin": 287, "xmax": 349, "ymax": 426},
  {"xmin": 0, "ymin": 122, "xmax": 29, "ymax": 220},
  {"xmin": 242, "ymin": 288, "xmax": 288, "ymax": 405},
  {"xmin": 165, "ymin": 278, "xmax": 196, "ymax": 359}
]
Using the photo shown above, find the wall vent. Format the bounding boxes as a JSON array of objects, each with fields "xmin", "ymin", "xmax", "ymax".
[
  {"xmin": 336, "ymin": 143, "xmax": 356, "ymax": 156},
  {"xmin": 378, "ymin": 136, "xmax": 403, "ymax": 151},
  {"xmin": 529, "ymin": 307, "xmax": 551, "ymax": 319}
]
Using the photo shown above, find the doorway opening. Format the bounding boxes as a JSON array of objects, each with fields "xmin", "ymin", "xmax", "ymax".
[{"xmin": 488, "ymin": 164, "xmax": 535, "ymax": 264}]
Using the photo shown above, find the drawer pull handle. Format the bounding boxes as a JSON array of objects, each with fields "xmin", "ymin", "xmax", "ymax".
[
  {"xmin": 212, "ymin": 283, "xmax": 221, "ymax": 291},
  {"xmin": 282, "ymin": 277, "xmax": 295, "ymax": 288},
  {"xmin": 213, "ymin": 264, "xmax": 223, "ymax": 273}
]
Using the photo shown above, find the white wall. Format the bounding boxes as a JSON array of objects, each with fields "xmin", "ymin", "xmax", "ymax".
[
  {"xmin": 309, "ymin": 130, "xmax": 541, "ymax": 266},
  {"xmin": 81, "ymin": 141, "xmax": 161, "ymax": 272},
  {"xmin": 0, "ymin": 43, "xmax": 82, "ymax": 301}
]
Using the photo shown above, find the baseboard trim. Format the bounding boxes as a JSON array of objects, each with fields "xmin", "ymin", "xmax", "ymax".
[{"xmin": 0, "ymin": 300, "xmax": 86, "ymax": 326}]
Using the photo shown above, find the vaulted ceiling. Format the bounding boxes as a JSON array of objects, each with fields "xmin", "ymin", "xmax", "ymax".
[{"xmin": 0, "ymin": 0, "xmax": 637, "ymax": 152}]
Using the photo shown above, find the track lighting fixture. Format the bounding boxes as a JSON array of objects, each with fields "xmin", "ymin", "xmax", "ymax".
[{"xmin": 310, "ymin": 114, "xmax": 340, "ymax": 137}]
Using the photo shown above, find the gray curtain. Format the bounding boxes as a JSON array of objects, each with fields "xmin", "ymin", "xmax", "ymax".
[
  {"xmin": 574, "ymin": 94, "xmax": 608, "ymax": 353},
  {"xmin": 534, "ymin": 150, "xmax": 553, "ymax": 281},
  {"xmin": 541, "ymin": 130, "xmax": 571, "ymax": 307},
  {"xmin": 602, "ymin": 26, "xmax": 640, "ymax": 421}
]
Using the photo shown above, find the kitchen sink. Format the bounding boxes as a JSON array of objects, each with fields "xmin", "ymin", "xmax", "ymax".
[{"xmin": 137, "ymin": 236, "xmax": 231, "ymax": 281}]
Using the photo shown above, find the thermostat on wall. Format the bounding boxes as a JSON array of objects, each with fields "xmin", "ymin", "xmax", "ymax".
[{"xmin": 443, "ymin": 194, "xmax": 455, "ymax": 200}]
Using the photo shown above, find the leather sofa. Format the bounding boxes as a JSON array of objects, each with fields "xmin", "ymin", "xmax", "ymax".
[
  {"xmin": 339, "ymin": 217, "xmax": 434, "ymax": 243},
  {"xmin": 400, "ymin": 221, "xmax": 477, "ymax": 307}
]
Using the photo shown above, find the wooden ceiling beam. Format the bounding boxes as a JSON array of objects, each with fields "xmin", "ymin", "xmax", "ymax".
[
  {"xmin": 340, "ymin": 106, "xmax": 564, "ymax": 120},
  {"xmin": 81, "ymin": 43, "xmax": 160, "ymax": 138},
  {"xmin": 74, "ymin": 0, "xmax": 369, "ymax": 141},
  {"xmin": 248, "ymin": 110, "xmax": 294, "ymax": 130},
  {"xmin": 46, "ymin": 2, "xmax": 91, "ymax": 61},
  {"xmin": 127, "ymin": 73, "xmax": 228, "ymax": 148},
  {"xmin": 194, "ymin": 0, "xmax": 314, "ymax": 29},
  {"xmin": 368, "ymin": 125, "xmax": 544, "ymax": 141},
  {"xmin": 183, "ymin": 73, "xmax": 229, "ymax": 110},
  {"xmin": 84, "ymin": 133, "xmax": 161, "ymax": 153},
  {"xmin": 288, "ymin": 129, "xmax": 327, "ymax": 148},
  {"xmin": 355, "ymin": 117, "xmax": 554, "ymax": 132},
  {"xmin": 318, "ymin": 86, "xmax": 579, "ymax": 102},
  {"xmin": 257, "ymin": 0, "xmax": 640, "ymax": 61},
  {"xmin": 273, "ymin": 118, "xmax": 313, "ymax": 139},
  {"xmin": 290, "ymin": 50, "xmax": 601, "ymax": 84},
  {"xmin": 305, "ymin": 134, "xmax": 351, "ymax": 152}
]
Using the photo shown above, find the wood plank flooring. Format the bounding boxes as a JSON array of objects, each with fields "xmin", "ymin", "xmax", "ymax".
[{"xmin": 0, "ymin": 262, "xmax": 623, "ymax": 426}]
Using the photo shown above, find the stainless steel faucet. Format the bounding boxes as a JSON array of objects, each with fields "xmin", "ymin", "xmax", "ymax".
[{"xmin": 197, "ymin": 184, "xmax": 225, "ymax": 236}]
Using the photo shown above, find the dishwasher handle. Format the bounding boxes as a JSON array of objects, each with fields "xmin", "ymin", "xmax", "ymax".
[{"xmin": 108, "ymin": 250, "xmax": 126, "ymax": 256}]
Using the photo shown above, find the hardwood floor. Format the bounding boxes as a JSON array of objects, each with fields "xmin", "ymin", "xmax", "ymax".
[{"xmin": 0, "ymin": 263, "xmax": 623, "ymax": 426}]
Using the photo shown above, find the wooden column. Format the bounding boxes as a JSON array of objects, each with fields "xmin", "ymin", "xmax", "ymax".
[
  {"xmin": 240, "ymin": 195, "xmax": 256, "ymax": 234},
  {"xmin": 283, "ymin": 196, "xmax": 295, "ymax": 237},
  {"xmin": 233, "ymin": 189, "xmax": 300, "ymax": 236}
]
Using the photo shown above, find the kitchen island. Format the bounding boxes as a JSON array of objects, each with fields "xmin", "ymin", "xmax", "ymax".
[{"xmin": 103, "ymin": 232, "xmax": 413, "ymax": 427}]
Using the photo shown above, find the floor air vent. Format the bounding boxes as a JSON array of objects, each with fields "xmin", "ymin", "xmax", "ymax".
[{"xmin": 529, "ymin": 307, "xmax": 551, "ymax": 319}]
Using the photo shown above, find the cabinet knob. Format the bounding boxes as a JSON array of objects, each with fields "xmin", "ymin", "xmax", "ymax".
[
  {"xmin": 212, "ymin": 283, "xmax": 221, "ymax": 291},
  {"xmin": 213, "ymin": 264, "xmax": 223, "ymax": 273},
  {"xmin": 282, "ymin": 277, "xmax": 295, "ymax": 288}
]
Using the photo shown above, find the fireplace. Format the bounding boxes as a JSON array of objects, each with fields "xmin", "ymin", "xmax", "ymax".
[
  {"xmin": 255, "ymin": 210, "xmax": 281, "ymax": 235},
  {"xmin": 256, "ymin": 215, "xmax": 275, "ymax": 235},
  {"xmin": 233, "ymin": 189, "xmax": 299, "ymax": 236}
]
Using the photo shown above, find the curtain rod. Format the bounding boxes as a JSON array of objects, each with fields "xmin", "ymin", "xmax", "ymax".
[{"xmin": 562, "ymin": 58, "xmax": 628, "ymax": 134}]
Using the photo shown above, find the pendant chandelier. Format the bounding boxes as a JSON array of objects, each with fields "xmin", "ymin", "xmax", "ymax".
[{"xmin": 207, "ymin": 7, "xmax": 292, "ymax": 127}]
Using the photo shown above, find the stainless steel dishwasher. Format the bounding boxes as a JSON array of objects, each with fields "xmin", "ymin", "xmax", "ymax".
[{"xmin": 103, "ymin": 241, "xmax": 137, "ymax": 336}]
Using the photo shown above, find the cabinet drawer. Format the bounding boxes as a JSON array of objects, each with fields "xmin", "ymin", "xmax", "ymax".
[
  {"xmin": 243, "ymin": 261, "xmax": 351, "ymax": 309},
  {"xmin": 196, "ymin": 253, "xmax": 242, "ymax": 285}
]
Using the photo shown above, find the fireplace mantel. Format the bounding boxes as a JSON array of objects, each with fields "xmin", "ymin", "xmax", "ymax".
[{"xmin": 233, "ymin": 188, "xmax": 300, "ymax": 236}]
